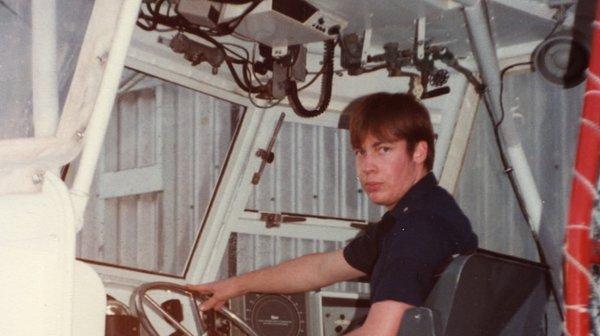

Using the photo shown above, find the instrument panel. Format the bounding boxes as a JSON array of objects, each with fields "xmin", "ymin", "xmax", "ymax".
[{"xmin": 230, "ymin": 291, "xmax": 369, "ymax": 336}]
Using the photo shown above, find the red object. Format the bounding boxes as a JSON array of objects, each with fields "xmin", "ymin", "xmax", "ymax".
[{"xmin": 564, "ymin": 4, "xmax": 600, "ymax": 335}]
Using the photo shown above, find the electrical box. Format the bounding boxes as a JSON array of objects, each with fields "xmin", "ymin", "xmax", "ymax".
[{"xmin": 233, "ymin": 0, "xmax": 347, "ymax": 47}]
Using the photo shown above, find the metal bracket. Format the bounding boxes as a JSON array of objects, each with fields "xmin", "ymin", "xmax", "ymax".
[
  {"xmin": 415, "ymin": 17, "xmax": 426, "ymax": 62},
  {"xmin": 252, "ymin": 113, "xmax": 285, "ymax": 185},
  {"xmin": 259, "ymin": 212, "xmax": 307, "ymax": 228},
  {"xmin": 360, "ymin": 27, "xmax": 372, "ymax": 68}
]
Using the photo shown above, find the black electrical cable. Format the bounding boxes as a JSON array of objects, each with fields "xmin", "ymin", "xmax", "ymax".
[
  {"xmin": 137, "ymin": 3, "xmax": 268, "ymax": 94},
  {"xmin": 136, "ymin": 10, "xmax": 264, "ymax": 93},
  {"xmin": 480, "ymin": 91, "xmax": 565, "ymax": 323},
  {"xmin": 171, "ymin": 0, "xmax": 262, "ymax": 37},
  {"xmin": 298, "ymin": 68, "xmax": 324, "ymax": 91},
  {"xmin": 225, "ymin": 60, "xmax": 263, "ymax": 93},
  {"xmin": 286, "ymin": 39, "xmax": 336, "ymax": 118},
  {"xmin": 497, "ymin": 61, "xmax": 533, "ymax": 127},
  {"xmin": 496, "ymin": 6, "xmax": 566, "ymax": 127},
  {"xmin": 484, "ymin": 11, "xmax": 570, "ymax": 323},
  {"xmin": 211, "ymin": 0, "xmax": 262, "ymax": 36},
  {"xmin": 221, "ymin": 42, "xmax": 251, "ymax": 62},
  {"xmin": 0, "ymin": 0, "xmax": 20, "ymax": 19},
  {"xmin": 433, "ymin": 39, "xmax": 565, "ymax": 322}
]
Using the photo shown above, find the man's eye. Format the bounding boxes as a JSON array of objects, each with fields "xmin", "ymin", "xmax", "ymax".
[
  {"xmin": 378, "ymin": 146, "xmax": 391, "ymax": 153},
  {"xmin": 354, "ymin": 149, "xmax": 365, "ymax": 156}
]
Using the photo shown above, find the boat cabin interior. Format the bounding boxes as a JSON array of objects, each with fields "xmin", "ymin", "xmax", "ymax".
[{"xmin": 0, "ymin": 0, "xmax": 599, "ymax": 335}]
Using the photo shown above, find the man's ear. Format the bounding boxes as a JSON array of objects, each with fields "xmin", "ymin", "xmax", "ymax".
[{"xmin": 412, "ymin": 141, "xmax": 428, "ymax": 164}]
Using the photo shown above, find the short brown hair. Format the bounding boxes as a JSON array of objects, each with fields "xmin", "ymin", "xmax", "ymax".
[{"xmin": 345, "ymin": 92, "xmax": 435, "ymax": 170}]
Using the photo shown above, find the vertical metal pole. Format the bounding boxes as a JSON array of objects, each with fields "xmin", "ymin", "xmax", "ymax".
[
  {"xmin": 564, "ymin": 4, "xmax": 600, "ymax": 335},
  {"xmin": 456, "ymin": 0, "xmax": 543, "ymax": 231},
  {"xmin": 433, "ymin": 76, "xmax": 468, "ymax": 177},
  {"xmin": 70, "ymin": 0, "xmax": 143, "ymax": 230},
  {"xmin": 32, "ymin": 0, "xmax": 59, "ymax": 137}
]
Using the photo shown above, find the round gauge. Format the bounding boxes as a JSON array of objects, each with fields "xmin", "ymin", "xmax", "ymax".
[{"xmin": 245, "ymin": 293, "xmax": 306, "ymax": 336}]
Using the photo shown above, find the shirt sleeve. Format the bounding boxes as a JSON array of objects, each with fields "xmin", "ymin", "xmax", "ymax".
[
  {"xmin": 371, "ymin": 215, "xmax": 446, "ymax": 306},
  {"xmin": 343, "ymin": 223, "xmax": 379, "ymax": 274}
]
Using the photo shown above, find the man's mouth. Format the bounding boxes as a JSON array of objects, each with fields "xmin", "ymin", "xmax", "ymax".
[{"xmin": 364, "ymin": 182, "xmax": 383, "ymax": 193}]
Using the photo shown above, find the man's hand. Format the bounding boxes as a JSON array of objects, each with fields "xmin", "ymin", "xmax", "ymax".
[
  {"xmin": 187, "ymin": 250, "xmax": 365, "ymax": 312},
  {"xmin": 187, "ymin": 278, "xmax": 244, "ymax": 311}
]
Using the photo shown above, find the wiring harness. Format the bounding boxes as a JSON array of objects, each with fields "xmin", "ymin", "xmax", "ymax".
[{"xmin": 136, "ymin": 0, "xmax": 336, "ymax": 117}]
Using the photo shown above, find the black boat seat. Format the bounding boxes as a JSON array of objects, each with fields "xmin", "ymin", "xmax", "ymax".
[{"xmin": 397, "ymin": 250, "xmax": 549, "ymax": 336}]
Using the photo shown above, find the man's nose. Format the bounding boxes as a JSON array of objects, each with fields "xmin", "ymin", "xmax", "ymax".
[{"xmin": 358, "ymin": 154, "xmax": 376, "ymax": 174}]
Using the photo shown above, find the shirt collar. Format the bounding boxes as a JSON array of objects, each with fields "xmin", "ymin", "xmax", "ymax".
[{"xmin": 389, "ymin": 172, "xmax": 438, "ymax": 218}]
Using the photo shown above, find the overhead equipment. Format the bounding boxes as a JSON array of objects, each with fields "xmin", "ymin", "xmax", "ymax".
[
  {"xmin": 177, "ymin": 0, "xmax": 347, "ymax": 47},
  {"xmin": 339, "ymin": 17, "xmax": 468, "ymax": 100}
]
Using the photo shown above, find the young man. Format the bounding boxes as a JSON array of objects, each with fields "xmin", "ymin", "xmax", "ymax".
[{"xmin": 188, "ymin": 93, "xmax": 478, "ymax": 335}]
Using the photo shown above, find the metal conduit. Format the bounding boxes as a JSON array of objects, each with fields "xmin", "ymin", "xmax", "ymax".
[
  {"xmin": 456, "ymin": 0, "xmax": 543, "ymax": 231},
  {"xmin": 32, "ymin": 0, "xmax": 59, "ymax": 137}
]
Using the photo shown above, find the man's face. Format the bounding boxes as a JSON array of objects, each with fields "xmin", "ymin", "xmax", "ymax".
[{"xmin": 354, "ymin": 133, "xmax": 427, "ymax": 210}]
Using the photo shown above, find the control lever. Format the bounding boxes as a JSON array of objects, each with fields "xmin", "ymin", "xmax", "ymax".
[{"xmin": 252, "ymin": 113, "xmax": 285, "ymax": 185}]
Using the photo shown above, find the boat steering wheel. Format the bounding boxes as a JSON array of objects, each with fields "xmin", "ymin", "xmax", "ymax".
[{"xmin": 132, "ymin": 282, "xmax": 258, "ymax": 336}]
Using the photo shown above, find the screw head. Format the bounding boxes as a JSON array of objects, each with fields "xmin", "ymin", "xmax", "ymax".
[{"xmin": 32, "ymin": 173, "xmax": 44, "ymax": 184}]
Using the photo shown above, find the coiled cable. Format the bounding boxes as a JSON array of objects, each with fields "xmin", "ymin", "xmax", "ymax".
[{"xmin": 286, "ymin": 39, "xmax": 335, "ymax": 117}]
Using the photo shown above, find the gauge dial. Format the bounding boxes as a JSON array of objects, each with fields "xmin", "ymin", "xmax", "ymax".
[{"xmin": 245, "ymin": 293, "xmax": 306, "ymax": 336}]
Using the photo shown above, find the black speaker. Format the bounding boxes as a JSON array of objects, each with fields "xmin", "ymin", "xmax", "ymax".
[{"xmin": 532, "ymin": 30, "xmax": 589, "ymax": 88}]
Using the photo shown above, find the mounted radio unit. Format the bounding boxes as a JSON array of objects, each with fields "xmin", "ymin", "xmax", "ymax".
[{"xmin": 177, "ymin": 0, "xmax": 347, "ymax": 47}]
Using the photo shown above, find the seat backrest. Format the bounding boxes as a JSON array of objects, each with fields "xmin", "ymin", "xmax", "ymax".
[{"xmin": 398, "ymin": 250, "xmax": 549, "ymax": 336}]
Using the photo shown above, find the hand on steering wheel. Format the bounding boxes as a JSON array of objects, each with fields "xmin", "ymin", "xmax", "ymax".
[{"xmin": 132, "ymin": 282, "xmax": 258, "ymax": 336}]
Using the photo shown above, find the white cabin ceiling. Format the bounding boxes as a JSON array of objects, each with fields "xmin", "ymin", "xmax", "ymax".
[{"xmin": 307, "ymin": 0, "xmax": 584, "ymax": 58}]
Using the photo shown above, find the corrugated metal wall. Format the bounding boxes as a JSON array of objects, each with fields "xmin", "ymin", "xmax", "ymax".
[
  {"xmin": 456, "ymin": 71, "xmax": 583, "ymax": 263},
  {"xmin": 245, "ymin": 121, "xmax": 385, "ymax": 222},
  {"xmin": 454, "ymin": 71, "xmax": 584, "ymax": 335},
  {"xmin": 457, "ymin": 73, "xmax": 583, "ymax": 336},
  {"xmin": 77, "ymin": 76, "xmax": 242, "ymax": 276}
]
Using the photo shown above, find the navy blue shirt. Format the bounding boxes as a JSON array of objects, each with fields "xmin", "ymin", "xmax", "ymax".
[{"xmin": 343, "ymin": 173, "xmax": 478, "ymax": 306}]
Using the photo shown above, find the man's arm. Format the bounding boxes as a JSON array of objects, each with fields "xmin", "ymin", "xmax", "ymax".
[
  {"xmin": 344, "ymin": 300, "xmax": 413, "ymax": 336},
  {"xmin": 188, "ymin": 249, "xmax": 364, "ymax": 311}
]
